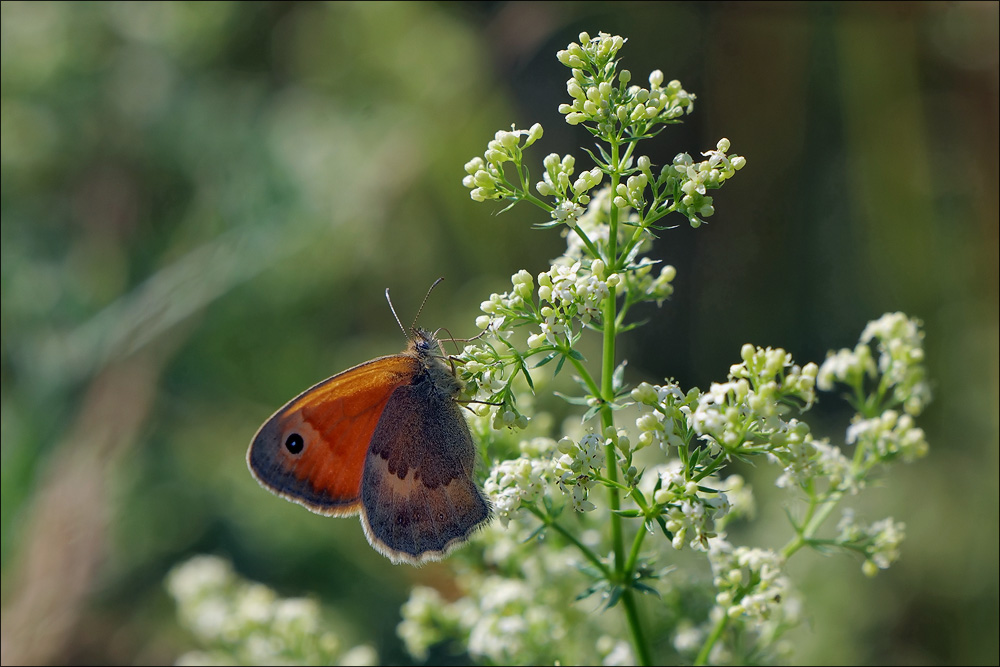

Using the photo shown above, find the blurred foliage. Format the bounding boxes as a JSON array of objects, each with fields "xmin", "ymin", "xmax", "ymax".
[{"xmin": 1, "ymin": 2, "xmax": 996, "ymax": 665}]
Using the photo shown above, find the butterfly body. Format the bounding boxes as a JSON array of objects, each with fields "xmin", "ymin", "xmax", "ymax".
[{"xmin": 247, "ymin": 328, "xmax": 490, "ymax": 564}]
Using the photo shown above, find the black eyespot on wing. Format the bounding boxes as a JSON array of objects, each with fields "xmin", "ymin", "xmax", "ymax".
[{"xmin": 284, "ymin": 433, "xmax": 304, "ymax": 454}]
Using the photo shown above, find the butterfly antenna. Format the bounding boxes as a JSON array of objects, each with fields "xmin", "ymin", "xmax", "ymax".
[
  {"xmin": 435, "ymin": 326, "xmax": 487, "ymax": 351},
  {"xmin": 411, "ymin": 277, "xmax": 445, "ymax": 332},
  {"xmin": 385, "ymin": 288, "xmax": 408, "ymax": 340}
]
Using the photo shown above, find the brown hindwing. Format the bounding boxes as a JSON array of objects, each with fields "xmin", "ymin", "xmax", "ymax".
[{"xmin": 360, "ymin": 372, "xmax": 490, "ymax": 563}]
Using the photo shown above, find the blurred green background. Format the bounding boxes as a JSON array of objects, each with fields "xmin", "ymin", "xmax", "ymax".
[{"xmin": 1, "ymin": 2, "xmax": 996, "ymax": 665}]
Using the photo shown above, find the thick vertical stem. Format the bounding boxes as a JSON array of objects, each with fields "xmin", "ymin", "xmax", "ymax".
[
  {"xmin": 601, "ymin": 140, "xmax": 650, "ymax": 666},
  {"xmin": 603, "ymin": 141, "xmax": 624, "ymax": 576}
]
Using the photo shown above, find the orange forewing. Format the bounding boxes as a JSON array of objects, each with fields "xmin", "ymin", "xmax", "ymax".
[{"xmin": 247, "ymin": 354, "xmax": 419, "ymax": 516}]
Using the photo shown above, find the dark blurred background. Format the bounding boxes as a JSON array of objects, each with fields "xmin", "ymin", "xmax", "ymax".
[{"xmin": 1, "ymin": 2, "xmax": 996, "ymax": 665}]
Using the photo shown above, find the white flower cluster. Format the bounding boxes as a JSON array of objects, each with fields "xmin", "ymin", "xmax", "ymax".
[
  {"xmin": 553, "ymin": 433, "xmax": 606, "ymax": 512},
  {"xmin": 691, "ymin": 379, "xmax": 752, "ymax": 450},
  {"xmin": 769, "ymin": 426, "xmax": 854, "ymax": 492},
  {"xmin": 556, "ymin": 32, "xmax": 694, "ymax": 129},
  {"xmin": 475, "ymin": 268, "xmax": 533, "ymax": 334},
  {"xmin": 466, "ymin": 260, "xmax": 623, "ymax": 413},
  {"xmin": 465, "ymin": 575, "xmax": 568, "ymax": 662},
  {"xmin": 564, "ymin": 186, "xmax": 615, "ymax": 257},
  {"xmin": 836, "ymin": 509, "xmax": 907, "ymax": 577},
  {"xmin": 847, "ymin": 409, "xmax": 929, "ymax": 463},
  {"xmin": 463, "ymin": 124, "xmax": 544, "ymax": 202},
  {"xmin": 558, "ymin": 187, "xmax": 673, "ymax": 308},
  {"xmin": 166, "ymin": 555, "xmax": 376, "ymax": 666},
  {"xmin": 692, "ymin": 345, "xmax": 817, "ymax": 452},
  {"xmin": 668, "ymin": 139, "xmax": 747, "ymax": 227},
  {"xmin": 597, "ymin": 635, "xmax": 636, "ymax": 666},
  {"xmin": 536, "ymin": 152, "xmax": 604, "ymax": 213},
  {"xmin": 708, "ymin": 541, "xmax": 796, "ymax": 623},
  {"xmin": 612, "ymin": 154, "xmax": 654, "ymax": 210},
  {"xmin": 463, "ymin": 262, "xmax": 624, "ymax": 431},
  {"xmin": 732, "ymin": 344, "xmax": 819, "ymax": 416},
  {"xmin": 865, "ymin": 517, "xmax": 906, "ymax": 573},
  {"xmin": 398, "ymin": 532, "xmax": 608, "ymax": 666},
  {"xmin": 484, "ymin": 439, "xmax": 554, "ymax": 526},
  {"xmin": 630, "ymin": 380, "xmax": 691, "ymax": 452},
  {"xmin": 397, "ymin": 586, "xmax": 455, "ymax": 662},
  {"xmin": 625, "ymin": 261, "xmax": 676, "ymax": 305},
  {"xmin": 716, "ymin": 473, "xmax": 756, "ymax": 527},
  {"xmin": 816, "ymin": 343, "xmax": 875, "ymax": 390},
  {"xmin": 650, "ymin": 462, "xmax": 731, "ymax": 551},
  {"xmin": 538, "ymin": 259, "xmax": 618, "ymax": 329},
  {"xmin": 861, "ymin": 312, "xmax": 931, "ymax": 414},
  {"xmin": 819, "ymin": 312, "xmax": 931, "ymax": 416},
  {"xmin": 458, "ymin": 318, "xmax": 529, "ymax": 430}
]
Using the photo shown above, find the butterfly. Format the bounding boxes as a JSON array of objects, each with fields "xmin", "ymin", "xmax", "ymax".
[{"xmin": 247, "ymin": 290, "xmax": 491, "ymax": 565}]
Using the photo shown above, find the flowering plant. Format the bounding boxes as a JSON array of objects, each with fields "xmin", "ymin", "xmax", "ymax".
[
  {"xmin": 167, "ymin": 29, "xmax": 930, "ymax": 667},
  {"xmin": 399, "ymin": 30, "xmax": 931, "ymax": 666},
  {"xmin": 167, "ymin": 556, "xmax": 377, "ymax": 666}
]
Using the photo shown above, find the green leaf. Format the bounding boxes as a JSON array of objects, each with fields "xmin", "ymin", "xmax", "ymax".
[
  {"xmin": 532, "ymin": 353, "xmax": 558, "ymax": 368},
  {"xmin": 574, "ymin": 583, "xmax": 603, "ymax": 602},
  {"xmin": 687, "ymin": 446, "xmax": 701, "ymax": 472},
  {"xmin": 498, "ymin": 198, "xmax": 521, "ymax": 214},
  {"xmin": 617, "ymin": 318, "xmax": 650, "ymax": 334},
  {"xmin": 495, "ymin": 334, "xmax": 519, "ymax": 353},
  {"xmin": 577, "ymin": 563, "xmax": 605, "ymax": 579},
  {"xmin": 553, "ymin": 391, "xmax": 592, "ymax": 406},
  {"xmin": 604, "ymin": 585, "xmax": 624, "ymax": 610},
  {"xmin": 533, "ymin": 219, "xmax": 564, "ymax": 229},
  {"xmin": 542, "ymin": 494, "xmax": 555, "ymax": 513},
  {"xmin": 572, "ymin": 374, "xmax": 593, "ymax": 393},
  {"xmin": 655, "ymin": 515, "xmax": 671, "ymax": 538},
  {"xmin": 582, "ymin": 403, "xmax": 603, "ymax": 423},
  {"xmin": 612, "ymin": 509, "xmax": 643, "ymax": 518},
  {"xmin": 524, "ymin": 523, "xmax": 547, "ymax": 543},
  {"xmin": 554, "ymin": 353, "xmax": 567, "ymax": 376},
  {"xmin": 612, "ymin": 359, "xmax": 628, "ymax": 392},
  {"xmin": 783, "ymin": 505, "xmax": 801, "ymax": 532},
  {"xmin": 632, "ymin": 581, "xmax": 661, "ymax": 598},
  {"xmin": 517, "ymin": 360, "xmax": 535, "ymax": 392},
  {"xmin": 810, "ymin": 542, "xmax": 839, "ymax": 555}
]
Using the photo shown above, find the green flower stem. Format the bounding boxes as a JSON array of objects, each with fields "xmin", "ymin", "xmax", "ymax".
[
  {"xmin": 520, "ymin": 190, "xmax": 555, "ymax": 213},
  {"xmin": 592, "ymin": 475, "xmax": 631, "ymax": 491},
  {"xmin": 621, "ymin": 585, "xmax": 652, "ymax": 667},
  {"xmin": 601, "ymin": 284, "xmax": 624, "ymax": 569},
  {"xmin": 599, "ymin": 145, "xmax": 651, "ymax": 664},
  {"xmin": 619, "ymin": 205, "xmax": 675, "ymax": 264},
  {"xmin": 571, "ymin": 223, "xmax": 603, "ymax": 262},
  {"xmin": 567, "ymin": 348, "xmax": 602, "ymax": 399},
  {"xmin": 621, "ymin": 202, "xmax": 677, "ymax": 268},
  {"xmin": 803, "ymin": 491, "xmax": 844, "ymax": 538},
  {"xmin": 614, "ymin": 299, "xmax": 633, "ymax": 330},
  {"xmin": 624, "ymin": 520, "xmax": 648, "ymax": 577},
  {"xmin": 527, "ymin": 505, "xmax": 610, "ymax": 578},
  {"xmin": 607, "ymin": 144, "xmax": 622, "ymax": 262},
  {"xmin": 520, "ymin": 186, "xmax": 603, "ymax": 259},
  {"xmin": 781, "ymin": 487, "xmax": 844, "ymax": 560},
  {"xmin": 691, "ymin": 450, "xmax": 727, "ymax": 481},
  {"xmin": 695, "ymin": 611, "xmax": 731, "ymax": 666}
]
